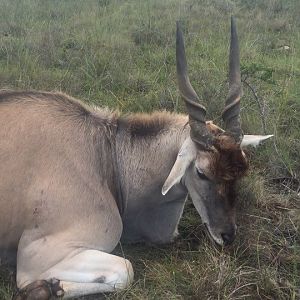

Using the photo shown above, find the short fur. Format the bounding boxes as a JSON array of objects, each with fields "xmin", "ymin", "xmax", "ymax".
[{"xmin": 0, "ymin": 89, "xmax": 248, "ymax": 297}]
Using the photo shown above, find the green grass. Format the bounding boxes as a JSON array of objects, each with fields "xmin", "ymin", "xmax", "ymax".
[{"xmin": 0, "ymin": 0, "xmax": 299, "ymax": 299}]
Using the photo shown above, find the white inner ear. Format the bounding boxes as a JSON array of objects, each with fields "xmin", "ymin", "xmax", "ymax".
[
  {"xmin": 162, "ymin": 137, "xmax": 197, "ymax": 195},
  {"xmin": 241, "ymin": 134, "xmax": 273, "ymax": 148}
]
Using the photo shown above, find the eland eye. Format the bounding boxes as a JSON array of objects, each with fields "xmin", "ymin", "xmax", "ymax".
[{"xmin": 196, "ymin": 168, "xmax": 209, "ymax": 181}]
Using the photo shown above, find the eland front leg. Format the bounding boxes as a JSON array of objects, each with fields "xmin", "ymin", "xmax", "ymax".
[{"xmin": 15, "ymin": 250, "xmax": 134, "ymax": 299}]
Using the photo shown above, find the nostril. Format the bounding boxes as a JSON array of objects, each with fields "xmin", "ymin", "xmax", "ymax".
[{"xmin": 221, "ymin": 232, "xmax": 235, "ymax": 246}]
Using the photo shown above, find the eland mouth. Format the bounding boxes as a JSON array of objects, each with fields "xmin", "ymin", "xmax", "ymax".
[{"xmin": 203, "ymin": 223, "xmax": 235, "ymax": 247}]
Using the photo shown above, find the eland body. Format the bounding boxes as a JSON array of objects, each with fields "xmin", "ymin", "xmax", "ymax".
[{"xmin": 0, "ymin": 19, "xmax": 272, "ymax": 299}]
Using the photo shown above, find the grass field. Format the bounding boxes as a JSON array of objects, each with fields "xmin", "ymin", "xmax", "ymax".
[{"xmin": 0, "ymin": 0, "xmax": 299, "ymax": 299}]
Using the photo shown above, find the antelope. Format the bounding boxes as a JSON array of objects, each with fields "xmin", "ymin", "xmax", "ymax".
[{"xmin": 0, "ymin": 18, "xmax": 272, "ymax": 299}]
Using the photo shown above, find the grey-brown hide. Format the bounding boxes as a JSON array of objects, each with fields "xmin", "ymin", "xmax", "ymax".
[
  {"xmin": 0, "ymin": 91, "xmax": 122, "ymax": 255},
  {"xmin": 0, "ymin": 90, "xmax": 190, "ymax": 268},
  {"xmin": 117, "ymin": 113, "xmax": 189, "ymax": 243}
]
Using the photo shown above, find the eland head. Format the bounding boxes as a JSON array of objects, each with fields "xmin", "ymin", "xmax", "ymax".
[{"xmin": 162, "ymin": 18, "xmax": 273, "ymax": 246}]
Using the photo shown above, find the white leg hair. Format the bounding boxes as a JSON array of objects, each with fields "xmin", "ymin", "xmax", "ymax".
[
  {"xmin": 58, "ymin": 282, "xmax": 121, "ymax": 299},
  {"xmin": 38, "ymin": 250, "xmax": 134, "ymax": 298}
]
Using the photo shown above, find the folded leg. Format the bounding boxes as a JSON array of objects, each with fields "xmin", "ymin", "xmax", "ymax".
[
  {"xmin": 42, "ymin": 249, "xmax": 134, "ymax": 296},
  {"xmin": 17, "ymin": 249, "xmax": 133, "ymax": 299}
]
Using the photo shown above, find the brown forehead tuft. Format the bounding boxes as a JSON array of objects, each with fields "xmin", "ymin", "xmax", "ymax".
[
  {"xmin": 209, "ymin": 145, "xmax": 249, "ymax": 181},
  {"xmin": 206, "ymin": 121, "xmax": 224, "ymax": 136}
]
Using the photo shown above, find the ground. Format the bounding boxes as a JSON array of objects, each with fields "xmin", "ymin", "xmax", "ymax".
[{"xmin": 0, "ymin": 0, "xmax": 299, "ymax": 299}]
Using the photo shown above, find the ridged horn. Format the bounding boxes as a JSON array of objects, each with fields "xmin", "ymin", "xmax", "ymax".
[
  {"xmin": 176, "ymin": 21, "xmax": 213, "ymax": 150},
  {"xmin": 222, "ymin": 16, "xmax": 243, "ymax": 143}
]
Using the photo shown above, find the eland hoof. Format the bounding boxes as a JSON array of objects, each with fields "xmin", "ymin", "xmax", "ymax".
[{"xmin": 13, "ymin": 279, "xmax": 64, "ymax": 300}]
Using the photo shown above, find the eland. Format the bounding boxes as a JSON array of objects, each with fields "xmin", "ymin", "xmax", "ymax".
[{"xmin": 0, "ymin": 18, "xmax": 272, "ymax": 299}]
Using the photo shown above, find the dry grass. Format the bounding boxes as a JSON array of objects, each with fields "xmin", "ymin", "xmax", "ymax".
[{"xmin": 0, "ymin": 0, "xmax": 299, "ymax": 299}]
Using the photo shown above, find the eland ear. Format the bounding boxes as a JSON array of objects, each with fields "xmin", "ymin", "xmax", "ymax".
[
  {"xmin": 241, "ymin": 134, "xmax": 273, "ymax": 148},
  {"xmin": 162, "ymin": 138, "xmax": 197, "ymax": 195}
]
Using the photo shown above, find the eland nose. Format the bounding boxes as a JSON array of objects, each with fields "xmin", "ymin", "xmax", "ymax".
[{"xmin": 221, "ymin": 231, "xmax": 235, "ymax": 246}]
